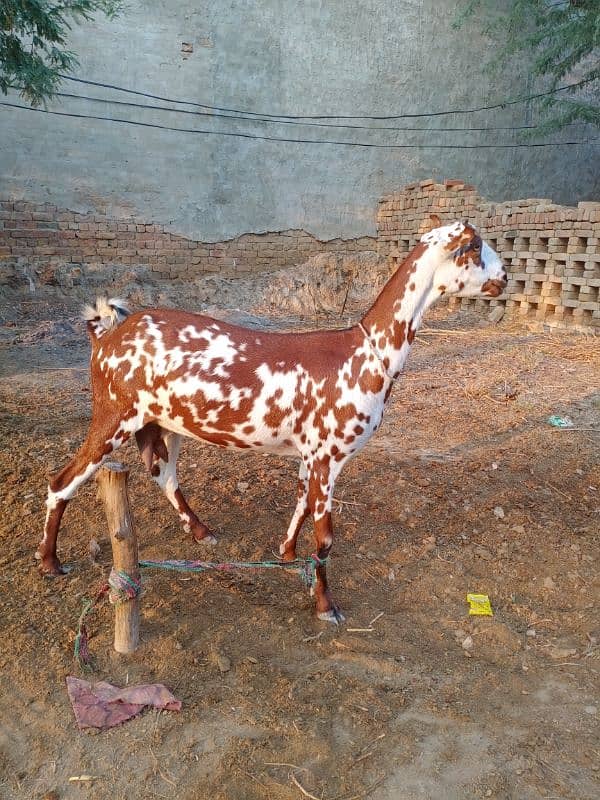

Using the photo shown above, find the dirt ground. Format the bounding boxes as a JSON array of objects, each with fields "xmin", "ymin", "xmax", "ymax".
[{"xmin": 0, "ymin": 297, "xmax": 598, "ymax": 800}]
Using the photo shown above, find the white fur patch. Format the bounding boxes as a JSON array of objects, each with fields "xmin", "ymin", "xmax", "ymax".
[{"xmin": 83, "ymin": 297, "xmax": 130, "ymax": 333}]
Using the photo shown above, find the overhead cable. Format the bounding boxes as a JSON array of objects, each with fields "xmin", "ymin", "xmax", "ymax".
[
  {"xmin": 2, "ymin": 100, "xmax": 597, "ymax": 149},
  {"xmin": 57, "ymin": 74, "xmax": 595, "ymax": 121},
  {"xmin": 53, "ymin": 90, "xmax": 586, "ymax": 134}
]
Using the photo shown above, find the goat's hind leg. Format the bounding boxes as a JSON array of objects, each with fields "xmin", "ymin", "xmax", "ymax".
[
  {"xmin": 37, "ymin": 418, "xmax": 128, "ymax": 576},
  {"xmin": 136, "ymin": 423, "xmax": 216, "ymax": 544}
]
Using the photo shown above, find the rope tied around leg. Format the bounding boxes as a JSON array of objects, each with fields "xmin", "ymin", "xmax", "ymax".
[{"xmin": 300, "ymin": 553, "xmax": 328, "ymax": 590}]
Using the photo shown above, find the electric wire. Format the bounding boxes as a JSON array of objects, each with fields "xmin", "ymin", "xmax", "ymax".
[
  {"xmin": 51, "ymin": 89, "xmax": 588, "ymax": 133},
  {"xmin": 2, "ymin": 100, "xmax": 597, "ymax": 149},
  {"xmin": 57, "ymin": 73, "xmax": 596, "ymax": 121}
]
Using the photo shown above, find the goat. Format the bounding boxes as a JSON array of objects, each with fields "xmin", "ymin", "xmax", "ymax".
[{"xmin": 37, "ymin": 219, "xmax": 506, "ymax": 623}]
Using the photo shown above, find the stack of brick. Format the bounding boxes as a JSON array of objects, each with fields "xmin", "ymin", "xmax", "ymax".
[
  {"xmin": 0, "ymin": 200, "xmax": 375, "ymax": 279},
  {"xmin": 377, "ymin": 179, "xmax": 600, "ymax": 332}
]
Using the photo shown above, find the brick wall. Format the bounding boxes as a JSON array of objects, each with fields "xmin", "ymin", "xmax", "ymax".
[
  {"xmin": 3, "ymin": 192, "xmax": 599, "ymax": 331},
  {"xmin": 0, "ymin": 200, "xmax": 375, "ymax": 279},
  {"xmin": 377, "ymin": 180, "xmax": 600, "ymax": 332}
]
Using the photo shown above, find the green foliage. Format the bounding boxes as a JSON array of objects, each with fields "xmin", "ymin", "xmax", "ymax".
[
  {"xmin": 0, "ymin": 1, "xmax": 122, "ymax": 105},
  {"xmin": 454, "ymin": 0, "xmax": 600, "ymax": 133}
]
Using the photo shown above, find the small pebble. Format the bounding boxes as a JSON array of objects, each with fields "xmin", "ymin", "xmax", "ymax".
[
  {"xmin": 526, "ymin": 628, "xmax": 536, "ymax": 638},
  {"xmin": 584, "ymin": 705, "xmax": 597, "ymax": 716},
  {"xmin": 216, "ymin": 654, "xmax": 231, "ymax": 673},
  {"xmin": 493, "ymin": 506, "xmax": 505, "ymax": 519},
  {"xmin": 461, "ymin": 635, "xmax": 474, "ymax": 652},
  {"xmin": 88, "ymin": 538, "xmax": 101, "ymax": 563}
]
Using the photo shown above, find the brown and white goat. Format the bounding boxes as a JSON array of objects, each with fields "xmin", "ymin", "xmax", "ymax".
[{"xmin": 38, "ymin": 219, "xmax": 506, "ymax": 622}]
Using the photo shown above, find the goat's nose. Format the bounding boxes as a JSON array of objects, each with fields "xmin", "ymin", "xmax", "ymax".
[{"xmin": 481, "ymin": 278, "xmax": 505, "ymax": 297}]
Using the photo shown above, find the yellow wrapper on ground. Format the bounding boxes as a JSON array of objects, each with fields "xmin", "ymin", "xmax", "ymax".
[{"xmin": 467, "ymin": 593, "xmax": 493, "ymax": 616}]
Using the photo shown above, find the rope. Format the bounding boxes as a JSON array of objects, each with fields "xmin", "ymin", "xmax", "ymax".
[
  {"xmin": 73, "ymin": 583, "xmax": 109, "ymax": 670},
  {"xmin": 73, "ymin": 553, "xmax": 328, "ymax": 669},
  {"xmin": 108, "ymin": 567, "xmax": 143, "ymax": 605},
  {"xmin": 138, "ymin": 553, "xmax": 326, "ymax": 590}
]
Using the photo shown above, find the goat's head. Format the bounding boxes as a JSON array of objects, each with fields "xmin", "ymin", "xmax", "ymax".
[{"xmin": 421, "ymin": 217, "xmax": 507, "ymax": 299}]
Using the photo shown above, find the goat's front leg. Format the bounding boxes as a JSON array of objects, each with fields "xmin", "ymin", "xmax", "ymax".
[
  {"xmin": 308, "ymin": 457, "xmax": 345, "ymax": 624},
  {"xmin": 279, "ymin": 460, "xmax": 309, "ymax": 561}
]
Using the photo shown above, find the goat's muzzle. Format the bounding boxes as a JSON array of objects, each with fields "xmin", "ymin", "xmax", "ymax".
[{"xmin": 481, "ymin": 278, "xmax": 506, "ymax": 298}]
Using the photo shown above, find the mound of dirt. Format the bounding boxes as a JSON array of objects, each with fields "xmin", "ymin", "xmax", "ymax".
[{"xmin": 0, "ymin": 250, "xmax": 387, "ymax": 326}]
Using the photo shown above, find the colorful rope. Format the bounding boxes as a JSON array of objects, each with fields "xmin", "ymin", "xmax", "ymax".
[
  {"xmin": 108, "ymin": 567, "xmax": 143, "ymax": 605},
  {"xmin": 139, "ymin": 553, "xmax": 326, "ymax": 590},
  {"xmin": 74, "ymin": 583, "xmax": 109, "ymax": 670},
  {"xmin": 73, "ymin": 553, "xmax": 328, "ymax": 669}
]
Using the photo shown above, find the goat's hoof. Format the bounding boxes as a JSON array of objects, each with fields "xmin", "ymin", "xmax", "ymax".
[
  {"xmin": 279, "ymin": 550, "xmax": 297, "ymax": 563},
  {"xmin": 317, "ymin": 607, "xmax": 346, "ymax": 625},
  {"xmin": 194, "ymin": 532, "xmax": 218, "ymax": 546},
  {"xmin": 39, "ymin": 559, "xmax": 73, "ymax": 577},
  {"xmin": 191, "ymin": 522, "xmax": 217, "ymax": 545}
]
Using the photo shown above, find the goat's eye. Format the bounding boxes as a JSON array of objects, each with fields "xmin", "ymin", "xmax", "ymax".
[{"xmin": 473, "ymin": 244, "xmax": 481, "ymax": 253}]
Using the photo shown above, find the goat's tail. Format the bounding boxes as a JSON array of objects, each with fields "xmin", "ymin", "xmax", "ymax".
[{"xmin": 83, "ymin": 296, "xmax": 130, "ymax": 337}]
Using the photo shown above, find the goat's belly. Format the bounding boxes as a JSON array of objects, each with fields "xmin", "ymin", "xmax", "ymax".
[{"xmin": 157, "ymin": 415, "xmax": 299, "ymax": 457}]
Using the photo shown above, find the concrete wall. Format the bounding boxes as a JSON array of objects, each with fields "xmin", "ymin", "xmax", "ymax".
[{"xmin": 0, "ymin": 1, "xmax": 598, "ymax": 242}]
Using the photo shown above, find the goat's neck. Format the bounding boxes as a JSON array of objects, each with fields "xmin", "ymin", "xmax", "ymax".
[{"xmin": 360, "ymin": 242, "xmax": 441, "ymax": 377}]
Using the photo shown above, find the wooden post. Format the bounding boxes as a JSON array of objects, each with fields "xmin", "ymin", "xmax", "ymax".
[{"xmin": 96, "ymin": 462, "xmax": 140, "ymax": 654}]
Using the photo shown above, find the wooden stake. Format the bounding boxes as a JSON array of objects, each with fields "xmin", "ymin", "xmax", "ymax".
[{"xmin": 96, "ymin": 462, "xmax": 140, "ymax": 654}]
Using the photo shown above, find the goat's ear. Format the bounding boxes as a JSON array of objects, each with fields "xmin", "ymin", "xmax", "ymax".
[
  {"xmin": 429, "ymin": 213, "xmax": 442, "ymax": 228},
  {"xmin": 445, "ymin": 220, "xmax": 477, "ymax": 251}
]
